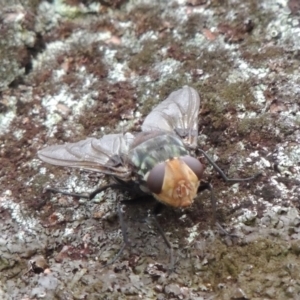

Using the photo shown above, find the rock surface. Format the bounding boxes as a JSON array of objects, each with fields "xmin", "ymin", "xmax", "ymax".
[{"xmin": 1, "ymin": 0, "xmax": 300, "ymax": 299}]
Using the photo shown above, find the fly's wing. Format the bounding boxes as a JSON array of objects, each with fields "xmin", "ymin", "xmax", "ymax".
[
  {"xmin": 38, "ymin": 133, "xmax": 134, "ymax": 179},
  {"xmin": 141, "ymin": 86, "xmax": 200, "ymax": 148}
]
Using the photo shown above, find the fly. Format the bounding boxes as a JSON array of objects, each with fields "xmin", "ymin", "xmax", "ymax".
[{"xmin": 38, "ymin": 86, "xmax": 260, "ymax": 270}]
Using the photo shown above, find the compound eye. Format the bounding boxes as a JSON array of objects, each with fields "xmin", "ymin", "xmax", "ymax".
[
  {"xmin": 147, "ymin": 162, "xmax": 166, "ymax": 194},
  {"xmin": 181, "ymin": 156, "xmax": 204, "ymax": 180}
]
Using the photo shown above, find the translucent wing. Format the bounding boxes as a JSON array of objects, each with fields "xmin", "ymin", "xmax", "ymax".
[
  {"xmin": 38, "ymin": 133, "xmax": 134, "ymax": 179},
  {"xmin": 141, "ymin": 86, "xmax": 200, "ymax": 148}
]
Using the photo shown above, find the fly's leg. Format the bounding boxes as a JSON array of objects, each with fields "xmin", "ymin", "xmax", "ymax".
[
  {"xmin": 45, "ymin": 183, "xmax": 133, "ymax": 200},
  {"xmin": 101, "ymin": 201, "xmax": 129, "ymax": 268},
  {"xmin": 198, "ymin": 181, "xmax": 217, "ymax": 224},
  {"xmin": 196, "ymin": 148, "xmax": 261, "ymax": 232},
  {"xmin": 197, "ymin": 149, "xmax": 262, "ymax": 182},
  {"xmin": 102, "ymin": 198, "xmax": 175, "ymax": 272},
  {"xmin": 151, "ymin": 203, "xmax": 175, "ymax": 273},
  {"xmin": 199, "ymin": 181, "xmax": 238, "ymax": 237},
  {"xmin": 47, "ymin": 184, "xmax": 132, "ymax": 267}
]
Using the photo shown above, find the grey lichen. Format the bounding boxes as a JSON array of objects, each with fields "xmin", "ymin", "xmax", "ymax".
[{"xmin": 1, "ymin": 0, "xmax": 300, "ymax": 298}]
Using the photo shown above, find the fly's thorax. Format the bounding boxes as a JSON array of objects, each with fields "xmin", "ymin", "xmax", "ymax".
[
  {"xmin": 145, "ymin": 157, "xmax": 204, "ymax": 208},
  {"xmin": 128, "ymin": 132, "xmax": 188, "ymax": 177}
]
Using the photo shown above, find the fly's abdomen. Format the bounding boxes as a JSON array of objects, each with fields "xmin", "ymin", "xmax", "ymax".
[{"xmin": 129, "ymin": 131, "xmax": 188, "ymax": 177}]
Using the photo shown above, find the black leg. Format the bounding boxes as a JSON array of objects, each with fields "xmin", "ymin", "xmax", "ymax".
[
  {"xmin": 197, "ymin": 149, "xmax": 262, "ymax": 183},
  {"xmin": 101, "ymin": 201, "xmax": 129, "ymax": 268},
  {"xmin": 101, "ymin": 243, "xmax": 126, "ymax": 269},
  {"xmin": 198, "ymin": 181, "xmax": 217, "ymax": 224},
  {"xmin": 199, "ymin": 181, "xmax": 239, "ymax": 237},
  {"xmin": 118, "ymin": 202, "xmax": 129, "ymax": 246},
  {"xmin": 152, "ymin": 202, "xmax": 164, "ymax": 215},
  {"xmin": 150, "ymin": 203, "xmax": 175, "ymax": 272},
  {"xmin": 101, "ymin": 201, "xmax": 175, "ymax": 270},
  {"xmin": 195, "ymin": 148, "xmax": 261, "ymax": 233},
  {"xmin": 45, "ymin": 183, "xmax": 133, "ymax": 200}
]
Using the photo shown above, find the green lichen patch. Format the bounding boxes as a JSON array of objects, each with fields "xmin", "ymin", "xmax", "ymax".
[
  {"xmin": 128, "ymin": 40, "xmax": 160, "ymax": 75},
  {"xmin": 184, "ymin": 46, "xmax": 234, "ymax": 77},
  {"xmin": 241, "ymin": 45, "xmax": 285, "ymax": 69},
  {"xmin": 129, "ymin": 3, "xmax": 174, "ymax": 37},
  {"xmin": 181, "ymin": 12, "xmax": 208, "ymax": 38},
  {"xmin": 78, "ymin": 81, "xmax": 136, "ymax": 135}
]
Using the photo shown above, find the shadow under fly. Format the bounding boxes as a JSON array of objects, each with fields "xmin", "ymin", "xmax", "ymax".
[{"xmin": 38, "ymin": 86, "xmax": 261, "ymax": 271}]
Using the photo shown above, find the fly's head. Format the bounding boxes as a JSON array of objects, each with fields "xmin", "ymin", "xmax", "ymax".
[{"xmin": 146, "ymin": 156, "xmax": 204, "ymax": 208}]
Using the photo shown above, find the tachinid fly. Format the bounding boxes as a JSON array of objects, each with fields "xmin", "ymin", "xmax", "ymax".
[
  {"xmin": 38, "ymin": 86, "xmax": 260, "ymax": 269},
  {"xmin": 38, "ymin": 86, "xmax": 205, "ymax": 208}
]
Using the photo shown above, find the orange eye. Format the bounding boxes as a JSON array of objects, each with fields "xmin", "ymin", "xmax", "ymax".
[
  {"xmin": 181, "ymin": 156, "xmax": 204, "ymax": 180},
  {"xmin": 147, "ymin": 162, "xmax": 166, "ymax": 194}
]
